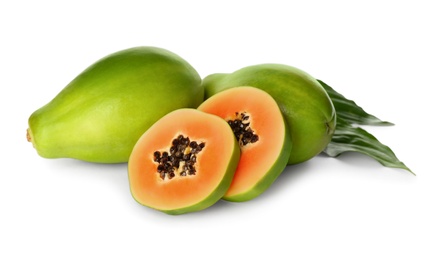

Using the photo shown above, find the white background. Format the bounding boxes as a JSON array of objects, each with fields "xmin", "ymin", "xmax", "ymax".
[{"xmin": 1, "ymin": 0, "xmax": 440, "ymax": 259}]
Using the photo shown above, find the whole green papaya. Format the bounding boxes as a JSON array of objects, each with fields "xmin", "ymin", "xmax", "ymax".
[
  {"xmin": 27, "ymin": 46, "xmax": 203, "ymax": 163},
  {"xmin": 203, "ymin": 64, "xmax": 336, "ymax": 164}
]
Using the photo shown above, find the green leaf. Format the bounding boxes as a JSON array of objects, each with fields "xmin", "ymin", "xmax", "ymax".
[
  {"xmin": 323, "ymin": 118, "xmax": 414, "ymax": 174},
  {"xmin": 318, "ymin": 80, "xmax": 413, "ymax": 174},
  {"xmin": 318, "ymin": 79, "xmax": 394, "ymax": 126}
]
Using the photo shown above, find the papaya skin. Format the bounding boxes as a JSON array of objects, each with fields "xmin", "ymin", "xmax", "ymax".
[
  {"xmin": 202, "ymin": 64, "xmax": 336, "ymax": 164},
  {"xmin": 28, "ymin": 46, "xmax": 203, "ymax": 163}
]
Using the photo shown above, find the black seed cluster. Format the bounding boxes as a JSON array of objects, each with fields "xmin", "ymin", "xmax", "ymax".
[
  {"xmin": 228, "ymin": 112, "xmax": 259, "ymax": 146},
  {"xmin": 153, "ymin": 135, "xmax": 205, "ymax": 180}
]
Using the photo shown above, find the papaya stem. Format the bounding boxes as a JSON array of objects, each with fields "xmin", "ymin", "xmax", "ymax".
[{"xmin": 26, "ymin": 129, "xmax": 32, "ymax": 142}]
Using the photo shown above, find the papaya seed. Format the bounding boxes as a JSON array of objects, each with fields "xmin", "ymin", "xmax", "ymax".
[
  {"xmin": 152, "ymin": 135, "xmax": 205, "ymax": 180},
  {"xmin": 228, "ymin": 112, "xmax": 259, "ymax": 147}
]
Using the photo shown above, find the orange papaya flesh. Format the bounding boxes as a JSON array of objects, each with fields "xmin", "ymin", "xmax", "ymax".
[
  {"xmin": 198, "ymin": 86, "xmax": 292, "ymax": 202},
  {"xmin": 128, "ymin": 109, "xmax": 240, "ymax": 214}
]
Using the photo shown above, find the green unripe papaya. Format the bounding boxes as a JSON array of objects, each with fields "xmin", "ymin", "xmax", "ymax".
[
  {"xmin": 202, "ymin": 64, "xmax": 336, "ymax": 164},
  {"xmin": 27, "ymin": 46, "xmax": 203, "ymax": 163}
]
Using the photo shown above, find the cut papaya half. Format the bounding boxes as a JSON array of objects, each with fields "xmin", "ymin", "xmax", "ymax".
[
  {"xmin": 128, "ymin": 108, "xmax": 240, "ymax": 215},
  {"xmin": 198, "ymin": 86, "xmax": 292, "ymax": 202}
]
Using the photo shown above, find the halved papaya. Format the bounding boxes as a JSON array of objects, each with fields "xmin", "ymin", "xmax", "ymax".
[
  {"xmin": 198, "ymin": 86, "xmax": 292, "ymax": 202},
  {"xmin": 128, "ymin": 108, "xmax": 240, "ymax": 215}
]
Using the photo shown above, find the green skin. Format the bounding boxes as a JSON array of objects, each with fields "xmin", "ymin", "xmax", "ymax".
[
  {"xmin": 28, "ymin": 47, "xmax": 203, "ymax": 163},
  {"xmin": 203, "ymin": 64, "xmax": 336, "ymax": 164}
]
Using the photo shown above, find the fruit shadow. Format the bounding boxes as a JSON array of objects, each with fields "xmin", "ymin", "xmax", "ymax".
[
  {"xmin": 45, "ymin": 158, "xmax": 130, "ymax": 194},
  {"xmin": 196, "ymin": 160, "xmax": 315, "ymax": 215},
  {"xmin": 44, "ymin": 157, "xmax": 314, "ymax": 217}
]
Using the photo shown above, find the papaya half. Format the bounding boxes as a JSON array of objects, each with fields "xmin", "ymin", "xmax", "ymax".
[
  {"xmin": 202, "ymin": 64, "xmax": 336, "ymax": 164},
  {"xmin": 128, "ymin": 109, "xmax": 240, "ymax": 214},
  {"xmin": 198, "ymin": 87, "xmax": 291, "ymax": 202},
  {"xmin": 27, "ymin": 46, "xmax": 203, "ymax": 163}
]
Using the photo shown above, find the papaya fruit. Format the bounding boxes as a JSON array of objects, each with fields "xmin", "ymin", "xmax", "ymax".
[
  {"xmin": 198, "ymin": 87, "xmax": 291, "ymax": 201},
  {"xmin": 27, "ymin": 46, "xmax": 203, "ymax": 163},
  {"xmin": 128, "ymin": 108, "xmax": 240, "ymax": 215},
  {"xmin": 202, "ymin": 64, "xmax": 336, "ymax": 164}
]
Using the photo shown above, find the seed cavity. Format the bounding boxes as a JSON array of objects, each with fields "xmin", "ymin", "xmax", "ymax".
[
  {"xmin": 153, "ymin": 135, "xmax": 205, "ymax": 180},
  {"xmin": 228, "ymin": 112, "xmax": 259, "ymax": 147}
]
